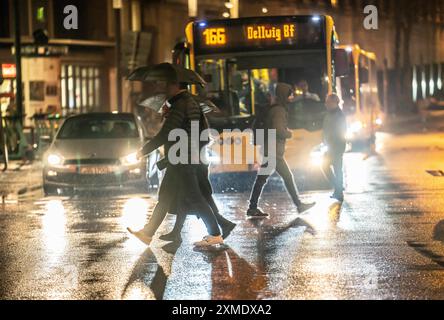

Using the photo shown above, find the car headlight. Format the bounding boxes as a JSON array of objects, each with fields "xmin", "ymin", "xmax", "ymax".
[
  {"xmin": 121, "ymin": 152, "xmax": 140, "ymax": 166},
  {"xmin": 47, "ymin": 154, "xmax": 64, "ymax": 166},
  {"xmin": 207, "ymin": 148, "xmax": 221, "ymax": 164}
]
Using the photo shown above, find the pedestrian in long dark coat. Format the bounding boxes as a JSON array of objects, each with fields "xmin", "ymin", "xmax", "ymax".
[
  {"xmin": 159, "ymin": 163, "xmax": 236, "ymax": 243},
  {"xmin": 128, "ymin": 81, "xmax": 231, "ymax": 248}
]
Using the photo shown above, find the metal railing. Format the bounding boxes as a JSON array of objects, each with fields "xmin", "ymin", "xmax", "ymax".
[{"xmin": 0, "ymin": 113, "xmax": 66, "ymax": 170}]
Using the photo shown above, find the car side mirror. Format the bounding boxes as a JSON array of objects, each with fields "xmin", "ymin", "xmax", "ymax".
[
  {"xmin": 172, "ymin": 41, "xmax": 190, "ymax": 66},
  {"xmin": 334, "ymin": 48, "xmax": 350, "ymax": 77}
]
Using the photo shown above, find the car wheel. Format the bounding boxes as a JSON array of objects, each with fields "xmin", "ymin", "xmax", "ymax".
[{"xmin": 43, "ymin": 184, "xmax": 59, "ymax": 196}]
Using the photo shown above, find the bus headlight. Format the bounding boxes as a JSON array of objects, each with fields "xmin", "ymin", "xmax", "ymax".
[
  {"xmin": 346, "ymin": 121, "xmax": 363, "ymax": 139},
  {"xmin": 310, "ymin": 144, "xmax": 328, "ymax": 166}
]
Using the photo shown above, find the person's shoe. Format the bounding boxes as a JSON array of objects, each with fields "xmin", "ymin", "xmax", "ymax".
[
  {"xmin": 246, "ymin": 208, "xmax": 269, "ymax": 219},
  {"xmin": 331, "ymin": 192, "xmax": 344, "ymax": 202},
  {"xmin": 297, "ymin": 202, "xmax": 316, "ymax": 214},
  {"xmin": 127, "ymin": 228, "xmax": 152, "ymax": 246},
  {"xmin": 193, "ymin": 235, "xmax": 224, "ymax": 247},
  {"xmin": 159, "ymin": 232, "xmax": 182, "ymax": 243},
  {"xmin": 220, "ymin": 221, "xmax": 237, "ymax": 240}
]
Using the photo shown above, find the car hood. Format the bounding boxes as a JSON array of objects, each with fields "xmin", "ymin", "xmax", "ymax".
[{"xmin": 50, "ymin": 138, "xmax": 142, "ymax": 160}]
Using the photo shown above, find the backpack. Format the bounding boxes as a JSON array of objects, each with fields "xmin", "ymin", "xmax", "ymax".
[{"xmin": 251, "ymin": 104, "xmax": 279, "ymax": 145}]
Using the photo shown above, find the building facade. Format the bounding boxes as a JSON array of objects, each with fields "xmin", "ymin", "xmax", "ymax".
[
  {"xmin": 2, "ymin": 0, "xmax": 444, "ymax": 119},
  {"xmin": 0, "ymin": 0, "xmax": 123, "ymax": 124}
]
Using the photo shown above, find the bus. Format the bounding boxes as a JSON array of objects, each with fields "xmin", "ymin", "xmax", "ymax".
[
  {"xmin": 338, "ymin": 44, "xmax": 384, "ymax": 148},
  {"xmin": 173, "ymin": 15, "xmax": 349, "ymax": 190}
]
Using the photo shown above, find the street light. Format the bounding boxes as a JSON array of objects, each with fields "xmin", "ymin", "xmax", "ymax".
[
  {"xmin": 224, "ymin": 2, "xmax": 233, "ymax": 9},
  {"xmin": 225, "ymin": 0, "xmax": 238, "ymax": 18}
]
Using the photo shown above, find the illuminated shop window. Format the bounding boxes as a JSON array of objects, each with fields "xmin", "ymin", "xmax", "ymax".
[
  {"xmin": 438, "ymin": 64, "xmax": 443, "ymax": 91},
  {"xmin": 429, "ymin": 64, "xmax": 435, "ymax": 96},
  {"xmin": 412, "ymin": 66, "xmax": 417, "ymax": 102},
  {"xmin": 61, "ymin": 64, "xmax": 102, "ymax": 113}
]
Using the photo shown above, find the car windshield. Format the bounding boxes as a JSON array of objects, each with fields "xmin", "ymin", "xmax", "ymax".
[{"xmin": 58, "ymin": 116, "xmax": 139, "ymax": 140}]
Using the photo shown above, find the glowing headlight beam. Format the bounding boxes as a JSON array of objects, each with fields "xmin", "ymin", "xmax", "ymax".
[
  {"xmin": 122, "ymin": 152, "xmax": 140, "ymax": 166},
  {"xmin": 47, "ymin": 154, "xmax": 63, "ymax": 166}
]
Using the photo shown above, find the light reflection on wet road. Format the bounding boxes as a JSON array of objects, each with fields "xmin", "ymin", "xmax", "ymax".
[{"xmin": 1, "ymin": 130, "xmax": 444, "ymax": 299}]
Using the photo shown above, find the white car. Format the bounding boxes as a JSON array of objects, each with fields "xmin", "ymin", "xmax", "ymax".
[{"xmin": 43, "ymin": 113, "xmax": 149, "ymax": 195}]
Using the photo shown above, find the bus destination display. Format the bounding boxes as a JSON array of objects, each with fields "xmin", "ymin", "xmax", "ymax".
[{"xmin": 194, "ymin": 16, "xmax": 325, "ymax": 55}]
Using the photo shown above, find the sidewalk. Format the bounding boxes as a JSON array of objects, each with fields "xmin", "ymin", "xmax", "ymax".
[
  {"xmin": 382, "ymin": 110, "xmax": 444, "ymax": 134},
  {"xmin": 0, "ymin": 160, "xmax": 43, "ymax": 197}
]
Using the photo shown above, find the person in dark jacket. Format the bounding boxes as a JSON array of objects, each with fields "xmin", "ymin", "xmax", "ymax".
[
  {"xmin": 128, "ymin": 81, "xmax": 229, "ymax": 248},
  {"xmin": 321, "ymin": 94, "xmax": 347, "ymax": 202},
  {"xmin": 247, "ymin": 83, "xmax": 316, "ymax": 218}
]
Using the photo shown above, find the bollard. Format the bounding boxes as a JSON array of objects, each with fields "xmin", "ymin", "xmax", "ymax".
[{"xmin": 0, "ymin": 110, "xmax": 9, "ymax": 171}]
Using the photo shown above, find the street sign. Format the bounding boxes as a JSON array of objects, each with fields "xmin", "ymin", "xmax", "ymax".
[{"xmin": 11, "ymin": 45, "xmax": 69, "ymax": 57}]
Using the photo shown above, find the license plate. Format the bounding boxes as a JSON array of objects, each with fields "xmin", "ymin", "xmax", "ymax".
[{"xmin": 79, "ymin": 166, "xmax": 113, "ymax": 175}]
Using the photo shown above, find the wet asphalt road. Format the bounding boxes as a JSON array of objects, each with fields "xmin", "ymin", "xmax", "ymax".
[{"xmin": 1, "ymin": 120, "xmax": 444, "ymax": 300}]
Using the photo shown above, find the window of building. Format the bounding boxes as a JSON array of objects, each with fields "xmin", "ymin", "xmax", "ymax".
[
  {"xmin": 61, "ymin": 64, "xmax": 102, "ymax": 113},
  {"xmin": 0, "ymin": 0, "xmax": 9, "ymax": 37}
]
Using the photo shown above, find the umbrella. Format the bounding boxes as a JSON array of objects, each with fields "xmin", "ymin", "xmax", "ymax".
[
  {"xmin": 137, "ymin": 94, "xmax": 167, "ymax": 113},
  {"xmin": 127, "ymin": 63, "xmax": 206, "ymax": 86},
  {"xmin": 137, "ymin": 94, "xmax": 221, "ymax": 115}
]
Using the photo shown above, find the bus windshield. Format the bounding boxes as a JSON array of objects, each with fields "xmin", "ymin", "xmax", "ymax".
[{"xmin": 196, "ymin": 58, "xmax": 326, "ymax": 118}]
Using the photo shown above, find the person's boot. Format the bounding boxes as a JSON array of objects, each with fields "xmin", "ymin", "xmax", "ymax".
[
  {"xmin": 331, "ymin": 191, "xmax": 344, "ymax": 202},
  {"xmin": 220, "ymin": 220, "xmax": 237, "ymax": 240},
  {"xmin": 159, "ymin": 231, "xmax": 182, "ymax": 243},
  {"xmin": 159, "ymin": 215, "xmax": 185, "ymax": 242},
  {"xmin": 127, "ymin": 228, "xmax": 152, "ymax": 246},
  {"xmin": 193, "ymin": 235, "xmax": 224, "ymax": 247},
  {"xmin": 296, "ymin": 202, "xmax": 316, "ymax": 214},
  {"xmin": 246, "ymin": 208, "xmax": 269, "ymax": 219}
]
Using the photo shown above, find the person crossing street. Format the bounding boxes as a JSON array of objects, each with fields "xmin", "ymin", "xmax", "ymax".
[
  {"xmin": 128, "ymin": 75, "xmax": 234, "ymax": 248},
  {"xmin": 247, "ymin": 83, "xmax": 316, "ymax": 219},
  {"xmin": 321, "ymin": 94, "xmax": 347, "ymax": 202}
]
